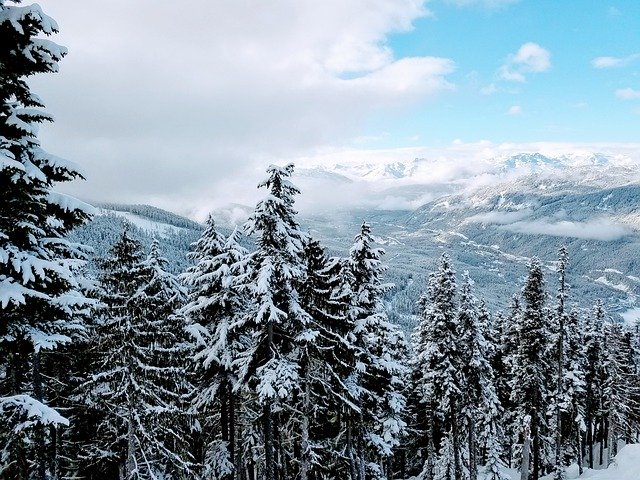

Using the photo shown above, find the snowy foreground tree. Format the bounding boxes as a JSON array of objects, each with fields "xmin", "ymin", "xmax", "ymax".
[
  {"xmin": 182, "ymin": 218, "xmax": 248, "ymax": 479},
  {"xmin": 77, "ymin": 232, "xmax": 193, "ymax": 479},
  {"xmin": 0, "ymin": 2, "xmax": 93, "ymax": 477}
]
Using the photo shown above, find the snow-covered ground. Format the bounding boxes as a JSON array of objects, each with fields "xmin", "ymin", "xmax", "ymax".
[
  {"xmin": 497, "ymin": 444, "xmax": 640, "ymax": 480},
  {"xmin": 621, "ymin": 307, "xmax": 640, "ymax": 326}
]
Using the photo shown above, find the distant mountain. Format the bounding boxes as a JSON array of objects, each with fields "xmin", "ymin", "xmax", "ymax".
[
  {"xmin": 71, "ymin": 151, "xmax": 640, "ymax": 328},
  {"xmin": 291, "ymin": 151, "xmax": 640, "ymax": 325}
]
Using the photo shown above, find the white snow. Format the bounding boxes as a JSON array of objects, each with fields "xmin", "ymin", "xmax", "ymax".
[
  {"xmin": 620, "ymin": 307, "xmax": 640, "ymax": 326},
  {"xmin": 101, "ymin": 209, "xmax": 187, "ymax": 236}
]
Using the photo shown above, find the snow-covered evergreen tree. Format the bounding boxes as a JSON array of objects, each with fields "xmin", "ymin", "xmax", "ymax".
[
  {"xmin": 182, "ymin": 218, "xmax": 248, "ymax": 479},
  {"xmin": 0, "ymin": 2, "xmax": 94, "ymax": 477},
  {"xmin": 494, "ymin": 295, "xmax": 521, "ymax": 468},
  {"xmin": 347, "ymin": 222, "xmax": 408, "ymax": 480},
  {"xmin": 602, "ymin": 321, "xmax": 640, "ymax": 464},
  {"xmin": 296, "ymin": 238, "xmax": 357, "ymax": 479},
  {"xmin": 552, "ymin": 246, "xmax": 569, "ymax": 480},
  {"xmin": 510, "ymin": 258, "xmax": 550, "ymax": 480},
  {"xmin": 78, "ymin": 232, "xmax": 192, "ymax": 479},
  {"xmin": 561, "ymin": 309, "xmax": 585, "ymax": 473},
  {"xmin": 238, "ymin": 163, "xmax": 310, "ymax": 480},
  {"xmin": 457, "ymin": 272, "xmax": 507, "ymax": 480},
  {"xmin": 412, "ymin": 254, "xmax": 463, "ymax": 480},
  {"xmin": 582, "ymin": 301, "xmax": 606, "ymax": 468}
]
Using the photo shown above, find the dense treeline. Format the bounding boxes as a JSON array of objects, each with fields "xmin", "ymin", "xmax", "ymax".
[{"xmin": 2, "ymin": 2, "xmax": 640, "ymax": 479}]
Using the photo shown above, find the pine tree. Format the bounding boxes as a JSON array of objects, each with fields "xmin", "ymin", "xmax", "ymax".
[
  {"xmin": 457, "ymin": 272, "xmax": 507, "ymax": 480},
  {"xmin": 347, "ymin": 222, "xmax": 408, "ymax": 480},
  {"xmin": 238, "ymin": 164, "xmax": 310, "ymax": 480},
  {"xmin": 494, "ymin": 295, "xmax": 521, "ymax": 468},
  {"xmin": 582, "ymin": 300, "xmax": 606, "ymax": 468},
  {"xmin": 561, "ymin": 309, "xmax": 585, "ymax": 473},
  {"xmin": 182, "ymin": 218, "xmax": 248, "ymax": 479},
  {"xmin": 0, "ymin": 2, "xmax": 93, "ymax": 477},
  {"xmin": 510, "ymin": 258, "xmax": 550, "ymax": 480},
  {"xmin": 296, "ymin": 238, "xmax": 357, "ymax": 479},
  {"xmin": 412, "ymin": 254, "xmax": 462, "ymax": 480},
  {"xmin": 602, "ymin": 321, "xmax": 640, "ymax": 464},
  {"xmin": 78, "ymin": 231, "xmax": 192, "ymax": 478},
  {"xmin": 552, "ymin": 246, "xmax": 568, "ymax": 480}
]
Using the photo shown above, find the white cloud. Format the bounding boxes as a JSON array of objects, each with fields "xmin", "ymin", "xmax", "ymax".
[
  {"xmin": 31, "ymin": 0, "xmax": 454, "ymax": 208},
  {"xmin": 616, "ymin": 88, "xmax": 640, "ymax": 100},
  {"xmin": 480, "ymin": 83, "xmax": 498, "ymax": 95},
  {"xmin": 446, "ymin": 0, "xmax": 519, "ymax": 8},
  {"xmin": 592, "ymin": 53, "xmax": 640, "ymax": 69},
  {"xmin": 503, "ymin": 218, "xmax": 632, "ymax": 241},
  {"xmin": 499, "ymin": 42, "xmax": 551, "ymax": 82},
  {"xmin": 467, "ymin": 209, "xmax": 533, "ymax": 224},
  {"xmin": 507, "ymin": 105, "xmax": 522, "ymax": 115}
]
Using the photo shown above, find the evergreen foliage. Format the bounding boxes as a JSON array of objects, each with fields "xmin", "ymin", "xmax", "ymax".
[
  {"xmin": 0, "ymin": 1, "xmax": 93, "ymax": 477},
  {"xmin": 77, "ymin": 232, "xmax": 192, "ymax": 479}
]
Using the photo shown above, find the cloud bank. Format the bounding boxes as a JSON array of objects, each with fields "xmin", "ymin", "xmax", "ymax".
[
  {"xmin": 32, "ymin": 0, "xmax": 453, "ymax": 211},
  {"xmin": 503, "ymin": 218, "xmax": 631, "ymax": 241}
]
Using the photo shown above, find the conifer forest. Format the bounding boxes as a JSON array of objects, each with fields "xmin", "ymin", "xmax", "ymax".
[{"xmin": 2, "ymin": 2, "xmax": 640, "ymax": 480}]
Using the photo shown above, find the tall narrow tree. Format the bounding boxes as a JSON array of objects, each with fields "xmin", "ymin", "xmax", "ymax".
[
  {"xmin": 0, "ymin": 2, "xmax": 93, "ymax": 477},
  {"xmin": 348, "ymin": 222, "xmax": 408, "ymax": 480},
  {"xmin": 412, "ymin": 254, "xmax": 462, "ymax": 480},
  {"xmin": 79, "ymin": 231, "xmax": 192, "ymax": 479},
  {"xmin": 239, "ymin": 164, "xmax": 310, "ymax": 480},
  {"xmin": 182, "ymin": 219, "xmax": 248, "ymax": 479},
  {"xmin": 552, "ymin": 246, "xmax": 569, "ymax": 480},
  {"xmin": 510, "ymin": 259, "xmax": 549, "ymax": 480}
]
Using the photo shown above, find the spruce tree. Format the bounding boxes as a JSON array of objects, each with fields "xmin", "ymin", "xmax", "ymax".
[
  {"xmin": 0, "ymin": 2, "xmax": 93, "ymax": 477},
  {"xmin": 182, "ymin": 219, "xmax": 248, "ymax": 479},
  {"xmin": 347, "ymin": 222, "xmax": 408, "ymax": 480},
  {"xmin": 582, "ymin": 301, "xmax": 606, "ymax": 468},
  {"xmin": 552, "ymin": 246, "xmax": 568, "ymax": 480},
  {"xmin": 602, "ymin": 321, "xmax": 640, "ymax": 464},
  {"xmin": 296, "ymin": 238, "xmax": 357, "ymax": 479},
  {"xmin": 238, "ymin": 163, "xmax": 310, "ymax": 480},
  {"xmin": 510, "ymin": 258, "xmax": 549, "ymax": 480},
  {"xmin": 78, "ymin": 231, "xmax": 192, "ymax": 479},
  {"xmin": 457, "ymin": 272, "xmax": 506, "ymax": 480},
  {"xmin": 412, "ymin": 254, "xmax": 462, "ymax": 480}
]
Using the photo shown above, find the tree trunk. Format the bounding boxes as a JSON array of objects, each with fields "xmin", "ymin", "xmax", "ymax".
[
  {"xmin": 230, "ymin": 385, "xmax": 236, "ymax": 479},
  {"xmin": 300, "ymin": 377, "xmax": 310, "ymax": 480},
  {"xmin": 587, "ymin": 414, "xmax": 594, "ymax": 469},
  {"xmin": 532, "ymin": 409, "xmax": 540, "ymax": 480},
  {"xmin": 576, "ymin": 419, "xmax": 583, "ymax": 476},
  {"xmin": 33, "ymin": 349, "xmax": 47, "ymax": 480},
  {"xmin": 521, "ymin": 416, "xmax": 531, "ymax": 480},
  {"xmin": 357, "ymin": 416, "xmax": 365, "ymax": 480},
  {"xmin": 347, "ymin": 415, "xmax": 357, "ymax": 480},
  {"xmin": 554, "ymin": 314, "xmax": 565, "ymax": 480},
  {"xmin": 608, "ymin": 413, "xmax": 616, "ymax": 466},
  {"xmin": 468, "ymin": 413, "xmax": 477, "ymax": 480},
  {"xmin": 126, "ymin": 397, "xmax": 136, "ymax": 479},
  {"xmin": 452, "ymin": 408, "xmax": 462, "ymax": 480},
  {"xmin": 264, "ymin": 321, "xmax": 275, "ymax": 480}
]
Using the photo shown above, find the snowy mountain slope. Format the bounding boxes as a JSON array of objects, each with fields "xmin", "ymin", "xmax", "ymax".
[
  {"xmin": 69, "ymin": 204, "xmax": 204, "ymax": 274},
  {"xmin": 292, "ymin": 152, "xmax": 640, "ymax": 321},
  {"xmin": 74, "ymin": 151, "xmax": 640, "ymax": 325}
]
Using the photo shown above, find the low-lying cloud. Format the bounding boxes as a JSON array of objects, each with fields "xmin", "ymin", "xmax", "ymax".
[
  {"xmin": 467, "ymin": 209, "xmax": 533, "ymax": 225},
  {"xmin": 503, "ymin": 218, "xmax": 632, "ymax": 241}
]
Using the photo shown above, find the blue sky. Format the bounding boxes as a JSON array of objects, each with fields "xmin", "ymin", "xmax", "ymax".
[{"xmin": 359, "ymin": 0, "xmax": 640, "ymax": 148}]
